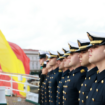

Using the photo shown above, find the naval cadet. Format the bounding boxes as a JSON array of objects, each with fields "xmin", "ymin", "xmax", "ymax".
[
  {"xmin": 38, "ymin": 51, "xmax": 47, "ymax": 104},
  {"xmin": 42, "ymin": 55, "xmax": 54, "ymax": 105},
  {"xmin": 85, "ymin": 32, "xmax": 105, "ymax": 105},
  {"xmin": 56, "ymin": 51, "xmax": 70, "ymax": 105},
  {"xmin": 48, "ymin": 51, "xmax": 62, "ymax": 105},
  {"xmin": 40, "ymin": 61, "xmax": 48, "ymax": 105},
  {"xmin": 76, "ymin": 39, "xmax": 98, "ymax": 105},
  {"xmin": 63, "ymin": 41, "xmax": 87, "ymax": 105}
]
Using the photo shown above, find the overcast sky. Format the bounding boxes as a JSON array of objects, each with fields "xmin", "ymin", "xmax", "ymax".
[{"xmin": 0, "ymin": 0, "xmax": 105, "ymax": 51}]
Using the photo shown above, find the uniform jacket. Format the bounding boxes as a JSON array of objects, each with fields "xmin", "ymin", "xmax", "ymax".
[
  {"xmin": 63, "ymin": 66, "xmax": 87, "ymax": 105},
  {"xmin": 86, "ymin": 69, "xmax": 105, "ymax": 105},
  {"xmin": 49, "ymin": 67, "xmax": 62, "ymax": 105},
  {"xmin": 79, "ymin": 67, "xmax": 98, "ymax": 105}
]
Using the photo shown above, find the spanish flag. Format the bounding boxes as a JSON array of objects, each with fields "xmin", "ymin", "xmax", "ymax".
[{"xmin": 0, "ymin": 30, "xmax": 30, "ymax": 97}]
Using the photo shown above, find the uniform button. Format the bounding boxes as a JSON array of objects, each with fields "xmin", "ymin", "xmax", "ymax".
[
  {"xmin": 79, "ymin": 91, "xmax": 81, "ymax": 93},
  {"xmin": 58, "ymin": 97, "xmax": 60, "ymax": 99},
  {"xmin": 73, "ymin": 74, "xmax": 75, "ymax": 76},
  {"xmin": 58, "ymin": 102, "xmax": 60, "ymax": 104},
  {"xmin": 67, "ymin": 76, "xmax": 69, "ymax": 78},
  {"xmin": 82, "ymin": 92, "xmax": 84, "ymax": 95},
  {"xmin": 95, "ymin": 80, "xmax": 97, "ymax": 83},
  {"xmin": 85, "ymin": 77, "xmax": 86, "ymax": 80},
  {"xmin": 101, "ymin": 80, "xmax": 104, "ymax": 84},
  {"xmin": 68, "ymin": 79, "xmax": 70, "ymax": 82},
  {"xmin": 96, "ymin": 89, "xmax": 98, "ymax": 92},
  {"xmin": 82, "ymin": 100, "xmax": 84, "ymax": 103},
  {"xmin": 86, "ymin": 96, "xmax": 88, "ymax": 99},
  {"xmin": 63, "ymin": 85, "xmax": 68, "ymax": 88},
  {"xmin": 85, "ymin": 84, "xmax": 87, "ymax": 87},
  {"xmin": 92, "ymin": 98, "xmax": 95, "ymax": 102},
  {"xmin": 78, "ymin": 98, "xmax": 80, "ymax": 101},
  {"xmin": 45, "ymin": 100, "xmax": 47, "ymax": 102},
  {"xmin": 81, "ymin": 84, "xmax": 83, "ymax": 86},
  {"xmin": 90, "ymin": 88, "xmax": 92, "ymax": 91},
  {"xmin": 89, "ymin": 77, "xmax": 91, "ymax": 80},
  {"xmin": 65, "ymin": 98, "xmax": 66, "ymax": 101}
]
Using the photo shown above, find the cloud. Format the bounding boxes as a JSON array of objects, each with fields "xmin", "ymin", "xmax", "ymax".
[{"xmin": 0, "ymin": 0, "xmax": 105, "ymax": 51}]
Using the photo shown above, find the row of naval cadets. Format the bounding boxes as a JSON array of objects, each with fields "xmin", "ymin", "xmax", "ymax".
[{"xmin": 38, "ymin": 31, "xmax": 105, "ymax": 105}]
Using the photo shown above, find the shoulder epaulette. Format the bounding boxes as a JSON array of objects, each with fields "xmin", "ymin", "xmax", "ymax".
[
  {"xmin": 97, "ymin": 70, "xmax": 99, "ymax": 74},
  {"xmin": 59, "ymin": 70, "xmax": 62, "ymax": 72},
  {"xmin": 80, "ymin": 69, "xmax": 85, "ymax": 73}
]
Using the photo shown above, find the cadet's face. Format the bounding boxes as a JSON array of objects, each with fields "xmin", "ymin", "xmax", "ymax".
[
  {"xmin": 39, "ymin": 58, "xmax": 45, "ymax": 65},
  {"xmin": 88, "ymin": 45, "xmax": 105, "ymax": 64},
  {"xmin": 69, "ymin": 53, "xmax": 80, "ymax": 67},
  {"xmin": 64, "ymin": 55, "xmax": 71, "ymax": 68},
  {"xmin": 59, "ymin": 60, "xmax": 64, "ymax": 70},
  {"xmin": 49, "ymin": 58, "xmax": 57, "ymax": 66},
  {"xmin": 57, "ymin": 60, "xmax": 61, "ymax": 66},
  {"xmin": 79, "ymin": 50, "xmax": 90, "ymax": 66},
  {"xmin": 46, "ymin": 61, "xmax": 51, "ymax": 69}
]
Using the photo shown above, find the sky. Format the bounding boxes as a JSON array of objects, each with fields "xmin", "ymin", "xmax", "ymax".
[{"xmin": 0, "ymin": 0, "xmax": 105, "ymax": 51}]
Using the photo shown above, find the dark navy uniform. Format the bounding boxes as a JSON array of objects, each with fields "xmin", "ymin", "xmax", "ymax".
[
  {"xmin": 49, "ymin": 67, "xmax": 62, "ymax": 105},
  {"xmin": 56, "ymin": 69, "xmax": 70, "ymax": 105},
  {"xmin": 86, "ymin": 70, "xmax": 105, "ymax": 105},
  {"xmin": 38, "ymin": 74, "xmax": 46, "ymax": 104},
  {"xmin": 79, "ymin": 67, "xmax": 98, "ymax": 105},
  {"xmin": 41, "ymin": 81, "xmax": 45, "ymax": 105},
  {"xmin": 63, "ymin": 66, "xmax": 87, "ymax": 105},
  {"xmin": 43, "ymin": 70, "xmax": 53, "ymax": 105}
]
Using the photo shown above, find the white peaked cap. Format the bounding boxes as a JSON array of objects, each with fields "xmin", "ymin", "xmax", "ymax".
[
  {"xmin": 46, "ymin": 54, "xmax": 51, "ymax": 58},
  {"xmin": 87, "ymin": 31, "xmax": 105, "ymax": 38},
  {"xmin": 39, "ymin": 50, "xmax": 47, "ymax": 54},
  {"xmin": 77, "ymin": 39, "xmax": 90, "ymax": 43},
  {"xmin": 68, "ymin": 41, "xmax": 78, "ymax": 48},
  {"xmin": 57, "ymin": 50, "xmax": 64, "ymax": 54},
  {"xmin": 49, "ymin": 50, "xmax": 58, "ymax": 55}
]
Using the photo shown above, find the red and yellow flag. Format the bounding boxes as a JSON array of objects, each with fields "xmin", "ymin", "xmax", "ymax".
[{"xmin": 0, "ymin": 30, "xmax": 30, "ymax": 97}]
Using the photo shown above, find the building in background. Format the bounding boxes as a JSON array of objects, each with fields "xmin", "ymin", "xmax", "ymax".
[{"xmin": 23, "ymin": 49, "xmax": 40, "ymax": 72}]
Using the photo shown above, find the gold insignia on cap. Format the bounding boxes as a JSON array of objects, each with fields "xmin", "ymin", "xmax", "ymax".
[
  {"xmin": 49, "ymin": 51, "xmax": 52, "ymax": 55},
  {"xmin": 62, "ymin": 48, "xmax": 66, "ymax": 53},
  {"xmin": 87, "ymin": 33, "xmax": 93, "ymax": 41},
  {"xmin": 80, "ymin": 69, "xmax": 85, "ymax": 73},
  {"xmin": 57, "ymin": 51, "xmax": 60, "ymax": 56},
  {"xmin": 68, "ymin": 43, "xmax": 71, "ymax": 49},
  {"xmin": 77, "ymin": 40, "xmax": 81, "ymax": 47},
  {"xmin": 38, "ymin": 53, "xmax": 40, "ymax": 55}
]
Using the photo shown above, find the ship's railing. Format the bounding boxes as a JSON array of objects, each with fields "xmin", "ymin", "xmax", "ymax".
[{"xmin": 0, "ymin": 72, "xmax": 40, "ymax": 99}]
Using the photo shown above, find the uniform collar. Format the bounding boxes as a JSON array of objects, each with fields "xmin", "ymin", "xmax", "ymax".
[
  {"xmin": 86, "ymin": 67, "xmax": 98, "ymax": 78},
  {"xmin": 97, "ymin": 70, "xmax": 105, "ymax": 83},
  {"xmin": 73, "ymin": 66, "xmax": 87, "ymax": 74},
  {"xmin": 62, "ymin": 69, "xmax": 69, "ymax": 77},
  {"xmin": 69, "ymin": 70, "xmax": 73, "ymax": 76},
  {"xmin": 53, "ymin": 67, "xmax": 59, "ymax": 73},
  {"xmin": 48, "ymin": 70, "xmax": 53, "ymax": 75}
]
